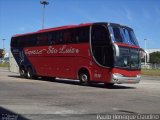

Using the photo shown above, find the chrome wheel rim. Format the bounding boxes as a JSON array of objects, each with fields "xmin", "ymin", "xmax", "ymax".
[
  {"xmin": 27, "ymin": 71, "xmax": 31, "ymax": 78},
  {"xmin": 81, "ymin": 74, "xmax": 88, "ymax": 82}
]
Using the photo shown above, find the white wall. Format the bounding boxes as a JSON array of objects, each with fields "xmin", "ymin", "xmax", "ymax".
[{"xmin": 9, "ymin": 51, "xmax": 19, "ymax": 73}]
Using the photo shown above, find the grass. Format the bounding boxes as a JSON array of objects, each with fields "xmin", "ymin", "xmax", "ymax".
[
  {"xmin": 0, "ymin": 63, "xmax": 9, "ymax": 67},
  {"xmin": 141, "ymin": 69, "xmax": 160, "ymax": 77}
]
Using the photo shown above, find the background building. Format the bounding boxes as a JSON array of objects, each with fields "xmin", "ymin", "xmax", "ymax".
[
  {"xmin": 146, "ymin": 49, "xmax": 160, "ymax": 54},
  {"xmin": 141, "ymin": 48, "xmax": 160, "ymax": 69}
]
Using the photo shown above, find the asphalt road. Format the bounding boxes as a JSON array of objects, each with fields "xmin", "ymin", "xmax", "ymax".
[{"xmin": 0, "ymin": 68, "xmax": 160, "ymax": 120}]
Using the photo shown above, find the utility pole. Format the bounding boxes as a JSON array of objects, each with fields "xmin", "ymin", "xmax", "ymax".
[
  {"xmin": 2, "ymin": 39, "xmax": 5, "ymax": 50},
  {"xmin": 40, "ymin": 0, "xmax": 49, "ymax": 29},
  {"xmin": 144, "ymin": 39, "xmax": 147, "ymax": 65}
]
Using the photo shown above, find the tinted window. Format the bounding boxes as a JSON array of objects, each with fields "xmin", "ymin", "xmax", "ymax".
[
  {"xmin": 11, "ymin": 37, "xmax": 18, "ymax": 47},
  {"xmin": 37, "ymin": 34, "xmax": 48, "ymax": 46},
  {"xmin": 12, "ymin": 35, "xmax": 37, "ymax": 48},
  {"xmin": 114, "ymin": 47, "xmax": 140, "ymax": 69},
  {"xmin": 12, "ymin": 26, "xmax": 90, "ymax": 47},
  {"xmin": 112, "ymin": 27, "xmax": 123, "ymax": 42},
  {"xmin": 92, "ymin": 25, "xmax": 110, "ymax": 44},
  {"xmin": 128, "ymin": 30, "xmax": 139, "ymax": 46},
  {"xmin": 63, "ymin": 29, "xmax": 74, "ymax": 43},
  {"xmin": 49, "ymin": 27, "xmax": 89, "ymax": 45},
  {"xmin": 74, "ymin": 27, "xmax": 89, "ymax": 43},
  {"xmin": 25, "ymin": 35, "xmax": 37, "ymax": 47},
  {"xmin": 49, "ymin": 31, "xmax": 64, "ymax": 44},
  {"xmin": 91, "ymin": 25, "xmax": 113, "ymax": 67}
]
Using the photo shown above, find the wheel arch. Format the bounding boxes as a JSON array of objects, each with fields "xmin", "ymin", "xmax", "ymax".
[
  {"xmin": 19, "ymin": 65, "xmax": 26, "ymax": 72},
  {"xmin": 77, "ymin": 67, "xmax": 92, "ymax": 80}
]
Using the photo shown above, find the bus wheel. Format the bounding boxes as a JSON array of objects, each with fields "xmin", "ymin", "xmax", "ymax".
[
  {"xmin": 19, "ymin": 67, "xmax": 26, "ymax": 78},
  {"xmin": 27, "ymin": 67, "xmax": 35, "ymax": 79},
  {"xmin": 79, "ymin": 72, "xmax": 90, "ymax": 86}
]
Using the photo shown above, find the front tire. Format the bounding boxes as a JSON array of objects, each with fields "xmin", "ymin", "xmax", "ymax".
[{"xmin": 79, "ymin": 72, "xmax": 90, "ymax": 86}]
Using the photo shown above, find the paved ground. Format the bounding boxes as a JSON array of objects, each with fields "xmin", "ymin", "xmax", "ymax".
[{"xmin": 0, "ymin": 67, "xmax": 160, "ymax": 120}]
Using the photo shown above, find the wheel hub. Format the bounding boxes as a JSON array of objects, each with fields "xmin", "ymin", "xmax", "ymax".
[{"xmin": 81, "ymin": 74, "xmax": 88, "ymax": 82}]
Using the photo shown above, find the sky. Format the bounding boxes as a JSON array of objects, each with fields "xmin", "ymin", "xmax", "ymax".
[{"xmin": 0, "ymin": 0, "xmax": 160, "ymax": 53}]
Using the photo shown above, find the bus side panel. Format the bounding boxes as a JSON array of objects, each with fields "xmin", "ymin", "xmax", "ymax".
[
  {"xmin": 11, "ymin": 47, "xmax": 36, "ymax": 73},
  {"xmin": 88, "ymin": 63, "xmax": 111, "ymax": 83},
  {"xmin": 24, "ymin": 43, "xmax": 91, "ymax": 79},
  {"xmin": 101, "ymin": 68, "xmax": 112, "ymax": 83}
]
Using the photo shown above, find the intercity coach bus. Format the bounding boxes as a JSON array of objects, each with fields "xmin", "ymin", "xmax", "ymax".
[{"xmin": 11, "ymin": 22, "xmax": 148, "ymax": 86}]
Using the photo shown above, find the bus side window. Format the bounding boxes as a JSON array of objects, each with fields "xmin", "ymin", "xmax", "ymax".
[
  {"xmin": 37, "ymin": 34, "xmax": 48, "ymax": 46},
  {"xmin": 75, "ymin": 27, "xmax": 89, "ymax": 43},
  {"xmin": 49, "ymin": 29, "xmax": 77, "ymax": 44},
  {"xmin": 50, "ymin": 32, "xmax": 57, "ymax": 44},
  {"xmin": 52, "ymin": 31, "xmax": 63, "ymax": 44},
  {"xmin": 72, "ymin": 28, "xmax": 79, "ymax": 43},
  {"xmin": 80, "ymin": 27, "xmax": 89, "ymax": 43},
  {"xmin": 59, "ymin": 32, "xmax": 63, "ymax": 44},
  {"xmin": 27, "ymin": 35, "xmax": 37, "ymax": 47},
  {"xmin": 11, "ymin": 37, "xmax": 18, "ymax": 47},
  {"xmin": 48, "ymin": 33, "xmax": 53, "ymax": 45},
  {"xmin": 18, "ymin": 37, "xmax": 24, "ymax": 47},
  {"xmin": 63, "ymin": 30, "xmax": 73, "ymax": 44}
]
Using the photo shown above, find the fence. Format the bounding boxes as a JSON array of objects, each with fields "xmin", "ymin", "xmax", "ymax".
[{"xmin": 141, "ymin": 63, "xmax": 160, "ymax": 69}]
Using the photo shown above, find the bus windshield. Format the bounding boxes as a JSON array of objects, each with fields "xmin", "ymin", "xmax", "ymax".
[
  {"xmin": 111, "ymin": 26, "xmax": 139, "ymax": 46},
  {"xmin": 114, "ymin": 47, "xmax": 140, "ymax": 70}
]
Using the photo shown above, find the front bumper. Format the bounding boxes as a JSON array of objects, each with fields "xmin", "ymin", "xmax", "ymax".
[{"xmin": 111, "ymin": 73, "xmax": 141, "ymax": 84}]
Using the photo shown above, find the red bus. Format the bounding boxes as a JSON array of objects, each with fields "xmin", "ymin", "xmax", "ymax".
[{"xmin": 11, "ymin": 22, "xmax": 147, "ymax": 86}]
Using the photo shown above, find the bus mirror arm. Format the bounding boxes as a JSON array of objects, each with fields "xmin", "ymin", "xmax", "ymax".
[
  {"xmin": 113, "ymin": 43, "xmax": 120, "ymax": 57},
  {"xmin": 144, "ymin": 50, "xmax": 150, "ymax": 62}
]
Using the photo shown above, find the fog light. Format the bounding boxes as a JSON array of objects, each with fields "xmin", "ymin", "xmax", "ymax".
[{"xmin": 136, "ymin": 74, "xmax": 141, "ymax": 78}]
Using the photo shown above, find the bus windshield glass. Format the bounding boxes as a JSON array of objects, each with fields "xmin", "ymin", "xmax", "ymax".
[
  {"xmin": 114, "ymin": 47, "xmax": 140, "ymax": 69},
  {"xmin": 111, "ymin": 26, "xmax": 139, "ymax": 46}
]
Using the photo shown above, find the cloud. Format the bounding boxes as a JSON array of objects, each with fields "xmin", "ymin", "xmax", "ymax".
[{"xmin": 123, "ymin": 7, "xmax": 133, "ymax": 21}]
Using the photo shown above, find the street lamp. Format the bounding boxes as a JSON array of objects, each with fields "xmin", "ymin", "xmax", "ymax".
[
  {"xmin": 2, "ymin": 39, "xmax": 5, "ymax": 50},
  {"xmin": 40, "ymin": 0, "xmax": 49, "ymax": 29},
  {"xmin": 144, "ymin": 39, "xmax": 147, "ymax": 65}
]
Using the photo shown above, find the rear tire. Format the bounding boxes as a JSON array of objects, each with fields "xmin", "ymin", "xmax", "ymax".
[
  {"xmin": 19, "ymin": 67, "xmax": 26, "ymax": 78},
  {"xmin": 79, "ymin": 72, "xmax": 90, "ymax": 86},
  {"xmin": 27, "ymin": 67, "xmax": 36, "ymax": 79}
]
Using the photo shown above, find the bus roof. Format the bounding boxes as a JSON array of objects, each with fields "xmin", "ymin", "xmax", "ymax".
[
  {"xmin": 12, "ymin": 22, "xmax": 133, "ymax": 38},
  {"xmin": 12, "ymin": 22, "xmax": 93, "ymax": 38}
]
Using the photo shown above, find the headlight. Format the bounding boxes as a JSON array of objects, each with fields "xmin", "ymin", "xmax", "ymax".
[{"xmin": 136, "ymin": 74, "xmax": 141, "ymax": 78}]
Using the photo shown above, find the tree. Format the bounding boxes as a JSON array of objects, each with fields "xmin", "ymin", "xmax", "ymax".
[
  {"xmin": 149, "ymin": 51, "xmax": 160, "ymax": 64},
  {"xmin": 0, "ymin": 49, "xmax": 4, "ymax": 58}
]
